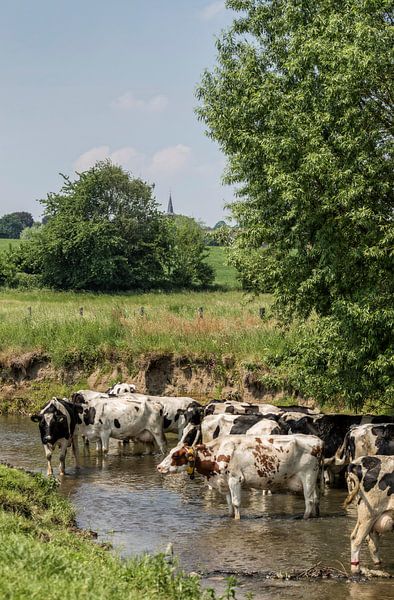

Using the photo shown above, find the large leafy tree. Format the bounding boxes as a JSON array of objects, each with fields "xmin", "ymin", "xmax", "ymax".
[
  {"xmin": 166, "ymin": 215, "xmax": 214, "ymax": 287},
  {"xmin": 197, "ymin": 1, "xmax": 393, "ymax": 408},
  {"xmin": 0, "ymin": 212, "xmax": 34, "ymax": 238},
  {"xmin": 19, "ymin": 162, "xmax": 170, "ymax": 291}
]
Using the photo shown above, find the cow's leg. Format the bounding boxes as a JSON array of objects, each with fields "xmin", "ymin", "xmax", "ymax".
[
  {"xmin": 226, "ymin": 493, "xmax": 234, "ymax": 517},
  {"xmin": 367, "ymin": 531, "xmax": 381, "ymax": 566},
  {"xmin": 72, "ymin": 434, "xmax": 80, "ymax": 469},
  {"xmin": 228, "ymin": 473, "xmax": 243, "ymax": 520},
  {"xmin": 96, "ymin": 439, "xmax": 102, "ymax": 452},
  {"xmin": 101, "ymin": 431, "xmax": 111, "ymax": 454},
  {"xmin": 350, "ymin": 518, "xmax": 372, "ymax": 574},
  {"xmin": 152, "ymin": 430, "xmax": 167, "ymax": 455},
  {"xmin": 44, "ymin": 444, "xmax": 53, "ymax": 476},
  {"xmin": 300, "ymin": 471, "xmax": 319, "ymax": 519},
  {"xmin": 58, "ymin": 439, "xmax": 69, "ymax": 475}
]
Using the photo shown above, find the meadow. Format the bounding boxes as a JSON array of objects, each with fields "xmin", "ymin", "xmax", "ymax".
[{"xmin": 0, "ymin": 288, "xmax": 291, "ymax": 370}]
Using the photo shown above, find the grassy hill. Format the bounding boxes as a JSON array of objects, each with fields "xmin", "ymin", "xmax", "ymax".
[{"xmin": 205, "ymin": 246, "xmax": 240, "ymax": 289}]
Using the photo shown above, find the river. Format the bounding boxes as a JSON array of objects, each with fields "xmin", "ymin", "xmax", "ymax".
[{"xmin": 0, "ymin": 415, "xmax": 393, "ymax": 599}]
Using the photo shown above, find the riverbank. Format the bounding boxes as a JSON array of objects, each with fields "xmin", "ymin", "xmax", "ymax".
[
  {"xmin": 0, "ymin": 289, "xmax": 304, "ymax": 415},
  {"xmin": 0, "ymin": 462, "xmax": 232, "ymax": 599}
]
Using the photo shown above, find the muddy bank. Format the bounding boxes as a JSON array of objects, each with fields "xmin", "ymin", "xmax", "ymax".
[{"xmin": 0, "ymin": 351, "xmax": 310, "ymax": 414}]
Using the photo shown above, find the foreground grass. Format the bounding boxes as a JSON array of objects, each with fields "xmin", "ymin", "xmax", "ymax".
[
  {"xmin": 0, "ymin": 289, "xmax": 291, "ymax": 369},
  {"xmin": 0, "ymin": 463, "xmax": 233, "ymax": 600}
]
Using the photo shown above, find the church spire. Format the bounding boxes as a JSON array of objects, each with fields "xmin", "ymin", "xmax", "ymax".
[{"xmin": 167, "ymin": 192, "xmax": 174, "ymax": 215}]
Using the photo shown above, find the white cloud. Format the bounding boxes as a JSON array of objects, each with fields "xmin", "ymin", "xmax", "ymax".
[
  {"xmin": 74, "ymin": 145, "xmax": 110, "ymax": 172},
  {"xmin": 148, "ymin": 145, "xmax": 192, "ymax": 176},
  {"xmin": 111, "ymin": 91, "xmax": 168, "ymax": 112},
  {"xmin": 74, "ymin": 144, "xmax": 191, "ymax": 178},
  {"xmin": 74, "ymin": 146, "xmax": 145, "ymax": 174},
  {"xmin": 201, "ymin": 1, "xmax": 225, "ymax": 20}
]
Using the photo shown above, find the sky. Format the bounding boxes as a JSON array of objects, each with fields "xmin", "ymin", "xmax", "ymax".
[{"xmin": 0, "ymin": 1, "xmax": 236, "ymax": 226}]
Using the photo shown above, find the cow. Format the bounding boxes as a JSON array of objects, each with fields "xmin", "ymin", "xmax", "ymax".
[
  {"xmin": 106, "ymin": 382, "xmax": 137, "ymax": 395},
  {"xmin": 73, "ymin": 394, "xmax": 167, "ymax": 454},
  {"xmin": 328, "ymin": 423, "xmax": 394, "ymax": 468},
  {"xmin": 344, "ymin": 456, "xmax": 394, "ymax": 574},
  {"xmin": 30, "ymin": 397, "xmax": 81, "ymax": 476},
  {"xmin": 204, "ymin": 400, "xmax": 282, "ymax": 417},
  {"xmin": 157, "ymin": 434, "xmax": 324, "ymax": 520},
  {"xmin": 180, "ymin": 412, "xmax": 283, "ymax": 447}
]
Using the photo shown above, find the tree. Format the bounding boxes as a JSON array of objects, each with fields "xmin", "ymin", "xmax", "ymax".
[
  {"xmin": 197, "ymin": 1, "xmax": 393, "ymax": 408},
  {"xmin": 166, "ymin": 215, "xmax": 214, "ymax": 287},
  {"xmin": 0, "ymin": 212, "xmax": 34, "ymax": 238},
  {"xmin": 19, "ymin": 161, "xmax": 170, "ymax": 291}
]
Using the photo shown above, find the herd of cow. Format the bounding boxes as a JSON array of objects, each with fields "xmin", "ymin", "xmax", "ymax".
[{"xmin": 30, "ymin": 384, "xmax": 394, "ymax": 576}]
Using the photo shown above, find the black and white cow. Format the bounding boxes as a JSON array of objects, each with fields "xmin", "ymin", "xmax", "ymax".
[
  {"xmin": 329, "ymin": 423, "xmax": 394, "ymax": 468},
  {"xmin": 106, "ymin": 382, "xmax": 137, "ymax": 395},
  {"xmin": 31, "ymin": 397, "xmax": 81, "ymax": 476},
  {"xmin": 180, "ymin": 412, "xmax": 283, "ymax": 446},
  {"xmin": 204, "ymin": 400, "xmax": 282, "ymax": 417},
  {"xmin": 157, "ymin": 433, "xmax": 324, "ymax": 519},
  {"xmin": 344, "ymin": 456, "xmax": 394, "ymax": 574},
  {"xmin": 73, "ymin": 393, "xmax": 167, "ymax": 454}
]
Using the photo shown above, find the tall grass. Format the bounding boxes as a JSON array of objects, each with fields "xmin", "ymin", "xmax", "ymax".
[{"xmin": 0, "ymin": 289, "xmax": 290, "ymax": 369}]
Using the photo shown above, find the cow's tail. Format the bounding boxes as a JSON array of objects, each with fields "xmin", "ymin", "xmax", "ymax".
[
  {"xmin": 325, "ymin": 431, "xmax": 349, "ymax": 467},
  {"xmin": 343, "ymin": 472, "xmax": 360, "ymax": 507}
]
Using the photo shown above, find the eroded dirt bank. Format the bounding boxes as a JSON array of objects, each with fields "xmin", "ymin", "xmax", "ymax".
[{"xmin": 0, "ymin": 351, "xmax": 311, "ymax": 413}]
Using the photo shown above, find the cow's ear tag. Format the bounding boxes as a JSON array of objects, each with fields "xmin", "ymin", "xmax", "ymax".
[{"xmin": 186, "ymin": 466, "xmax": 194, "ymax": 475}]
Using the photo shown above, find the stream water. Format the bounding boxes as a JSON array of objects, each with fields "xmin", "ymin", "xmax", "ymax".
[{"xmin": 0, "ymin": 415, "xmax": 393, "ymax": 599}]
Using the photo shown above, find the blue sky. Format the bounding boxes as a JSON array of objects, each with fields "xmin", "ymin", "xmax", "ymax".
[{"xmin": 0, "ymin": 1, "xmax": 235, "ymax": 226}]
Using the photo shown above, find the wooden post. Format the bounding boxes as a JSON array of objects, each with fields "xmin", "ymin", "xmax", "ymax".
[
  {"xmin": 28, "ymin": 306, "xmax": 32, "ymax": 318},
  {"xmin": 79, "ymin": 307, "xmax": 84, "ymax": 317},
  {"xmin": 259, "ymin": 307, "xmax": 265, "ymax": 319},
  {"xmin": 198, "ymin": 306, "xmax": 204, "ymax": 319}
]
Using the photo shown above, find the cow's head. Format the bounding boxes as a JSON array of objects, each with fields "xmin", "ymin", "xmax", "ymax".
[
  {"xmin": 107, "ymin": 383, "xmax": 136, "ymax": 395},
  {"xmin": 31, "ymin": 398, "xmax": 71, "ymax": 445},
  {"xmin": 157, "ymin": 445, "xmax": 194, "ymax": 474}
]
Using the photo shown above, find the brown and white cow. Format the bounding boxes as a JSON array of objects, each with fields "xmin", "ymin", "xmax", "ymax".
[
  {"xmin": 157, "ymin": 434, "xmax": 324, "ymax": 519},
  {"xmin": 344, "ymin": 456, "xmax": 394, "ymax": 574}
]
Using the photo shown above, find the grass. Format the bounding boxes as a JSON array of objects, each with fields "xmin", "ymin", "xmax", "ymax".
[
  {"xmin": 205, "ymin": 246, "xmax": 240, "ymax": 289},
  {"xmin": 0, "ymin": 238, "xmax": 21, "ymax": 251},
  {"xmin": 0, "ymin": 289, "xmax": 291, "ymax": 370},
  {"xmin": 0, "ymin": 463, "xmax": 235, "ymax": 599}
]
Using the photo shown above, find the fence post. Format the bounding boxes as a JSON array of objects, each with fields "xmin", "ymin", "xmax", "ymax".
[
  {"xmin": 79, "ymin": 307, "xmax": 84, "ymax": 317},
  {"xmin": 27, "ymin": 306, "xmax": 32, "ymax": 318},
  {"xmin": 259, "ymin": 307, "xmax": 266, "ymax": 319},
  {"xmin": 198, "ymin": 306, "xmax": 204, "ymax": 319}
]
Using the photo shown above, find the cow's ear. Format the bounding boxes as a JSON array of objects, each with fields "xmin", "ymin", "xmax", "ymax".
[
  {"xmin": 30, "ymin": 414, "xmax": 40, "ymax": 422},
  {"xmin": 72, "ymin": 393, "xmax": 84, "ymax": 404}
]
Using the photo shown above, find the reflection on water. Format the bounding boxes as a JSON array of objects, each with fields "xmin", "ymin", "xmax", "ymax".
[{"xmin": 1, "ymin": 415, "xmax": 393, "ymax": 599}]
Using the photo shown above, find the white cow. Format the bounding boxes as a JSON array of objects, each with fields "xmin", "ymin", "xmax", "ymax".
[{"xmin": 157, "ymin": 434, "xmax": 324, "ymax": 519}]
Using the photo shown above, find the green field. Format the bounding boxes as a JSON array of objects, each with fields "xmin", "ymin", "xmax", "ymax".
[
  {"xmin": 0, "ymin": 463, "xmax": 228, "ymax": 599},
  {"xmin": 0, "ymin": 289, "xmax": 287, "ymax": 370},
  {"xmin": 0, "ymin": 238, "xmax": 20, "ymax": 251},
  {"xmin": 205, "ymin": 246, "xmax": 240, "ymax": 289}
]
